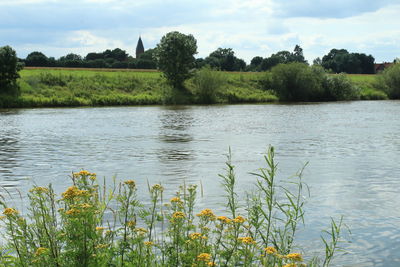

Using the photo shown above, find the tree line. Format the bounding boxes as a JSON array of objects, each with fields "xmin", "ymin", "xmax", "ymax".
[{"xmin": 20, "ymin": 44, "xmax": 379, "ymax": 74}]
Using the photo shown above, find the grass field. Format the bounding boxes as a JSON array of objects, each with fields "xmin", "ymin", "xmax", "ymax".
[{"xmin": 0, "ymin": 68, "xmax": 388, "ymax": 108}]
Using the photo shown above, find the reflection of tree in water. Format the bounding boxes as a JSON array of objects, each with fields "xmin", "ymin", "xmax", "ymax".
[
  {"xmin": 0, "ymin": 110, "xmax": 20, "ymax": 183},
  {"xmin": 158, "ymin": 107, "xmax": 195, "ymax": 163}
]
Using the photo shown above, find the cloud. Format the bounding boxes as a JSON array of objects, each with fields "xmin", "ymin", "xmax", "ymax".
[
  {"xmin": 1, "ymin": 0, "xmax": 399, "ymax": 63},
  {"xmin": 275, "ymin": 0, "xmax": 399, "ymax": 18}
]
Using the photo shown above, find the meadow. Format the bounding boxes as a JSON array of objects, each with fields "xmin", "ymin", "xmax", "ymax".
[{"xmin": 0, "ymin": 67, "xmax": 388, "ymax": 108}]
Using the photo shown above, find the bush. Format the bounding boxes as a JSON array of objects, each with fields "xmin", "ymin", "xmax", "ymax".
[
  {"xmin": 192, "ymin": 66, "xmax": 226, "ymax": 103},
  {"xmin": 0, "ymin": 147, "xmax": 345, "ymax": 266},
  {"xmin": 271, "ymin": 63, "xmax": 325, "ymax": 101},
  {"xmin": 360, "ymin": 88, "xmax": 388, "ymax": 100},
  {"xmin": 376, "ymin": 64, "xmax": 400, "ymax": 99},
  {"xmin": 0, "ymin": 45, "xmax": 22, "ymax": 95},
  {"xmin": 323, "ymin": 74, "xmax": 360, "ymax": 101}
]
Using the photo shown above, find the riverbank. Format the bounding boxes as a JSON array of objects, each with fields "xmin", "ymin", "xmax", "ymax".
[{"xmin": 0, "ymin": 68, "xmax": 385, "ymax": 108}]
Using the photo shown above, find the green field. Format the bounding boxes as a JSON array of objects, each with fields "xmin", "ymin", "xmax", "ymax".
[{"xmin": 0, "ymin": 68, "xmax": 388, "ymax": 108}]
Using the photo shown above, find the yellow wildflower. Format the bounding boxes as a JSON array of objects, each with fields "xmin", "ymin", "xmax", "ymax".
[
  {"xmin": 65, "ymin": 208, "xmax": 80, "ymax": 216},
  {"xmin": 207, "ymin": 262, "xmax": 216, "ymax": 266},
  {"xmin": 151, "ymin": 184, "xmax": 164, "ymax": 192},
  {"xmin": 189, "ymin": 233, "xmax": 202, "ymax": 240},
  {"xmin": 170, "ymin": 197, "xmax": 182, "ymax": 203},
  {"xmin": 95, "ymin": 244, "xmax": 109, "ymax": 249},
  {"xmin": 264, "ymin": 246, "xmax": 277, "ymax": 255},
  {"xmin": 79, "ymin": 203, "xmax": 92, "ymax": 209},
  {"xmin": 135, "ymin": 228, "xmax": 148, "ymax": 235},
  {"xmin": 238, "ymin": 236, "xmax": 256, "ymax": 245},
  {"xmin": 62, "ymin": 186, "xmax": 88, "ymax": 200},
  {"xmin": 3, "ymin": 208, "xmax": 18, "ymax": 216},
  {"xmin": 283, "ymin": 264, "xmax": 297, "ymax": 267},
  {"xmin": 34, "ymin": 247, "xmax": 48, "ymax": 256},
  {"xmin": 196, "ymin": 209, "xmax": 216, "ymax": 220},
  {"xmin": 233, "ymin": 215, "xmax": 246, "ymax": 223},
  {"xmin": 197, "ymin": 253, "xmax": 211, "ymax": 262},
  {"xmin": 172, "ymin": 211, "xmax": 186, "ymax": 219},
  {"xmin": 217, "ymin": 216, "xmax": 231, "ymax": 224},
  {"xmin": 286, "ymin": 253, "xmax": 303, "ymax": 262},
  {"xmin": 144, "ymin": 241, "xmax": 154, "ymax": 246},
  {"xmin": 127, "ymin": 220, "xmax": 136, "ymax": 228},
  {"xmin": 124, "ymin": 180, "xmax": 136, "ymax": 188},
  {"xmin": 29, "ymin": 187, "xmax": 49, "ymax": 194},
  {"xmin": 96, "ymin": 227, "xmax": 106, "ymax": 231}
]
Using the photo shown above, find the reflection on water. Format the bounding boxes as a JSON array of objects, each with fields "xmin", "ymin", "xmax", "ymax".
[
  {"xmin": 157, "ymin": 107, "xmax": 195, "ymax": 179},
  {"xmin": 0, "ymin": 102, "xmax": 400, "ymax": 266},
  {"xmin": 0, "ymin": 110, "xmax": 21, "ymax": 187}
]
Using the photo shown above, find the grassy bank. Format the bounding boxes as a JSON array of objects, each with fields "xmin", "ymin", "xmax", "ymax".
[
  {"xmin": 0, "ymin": 68, "xmax": 390, "ymax": 108},
  {"xmin": 0, "ymin": 147, "xmax": 345, "ymax": 266},
  {"xmin": 0, "ymin": 68, "xmax": 277, "ymax": 108}
]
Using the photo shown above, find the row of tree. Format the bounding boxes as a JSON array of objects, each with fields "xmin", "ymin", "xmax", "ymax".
[{"xmin": 21, "ymin": 45, "xmax": 378, "ymax": 74}]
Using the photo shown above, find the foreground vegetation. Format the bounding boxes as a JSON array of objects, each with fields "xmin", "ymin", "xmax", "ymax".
[{"xmin": 0, "ymin": 147, "xmax": 345, "ymax": 266}]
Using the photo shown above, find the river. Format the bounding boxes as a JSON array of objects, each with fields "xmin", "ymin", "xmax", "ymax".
[{"xmin": 1, "ymin": 101, "xmax": 400, "ymax": 266}]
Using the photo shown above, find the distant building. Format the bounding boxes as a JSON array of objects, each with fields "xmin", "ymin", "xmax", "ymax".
[
  {"xmin": 374, "ymin": 62, "xmax": 393, "ymax": 73},
  {"xmin": 136, "ymin": 36, "xmax": 144, "ymax": 58}
]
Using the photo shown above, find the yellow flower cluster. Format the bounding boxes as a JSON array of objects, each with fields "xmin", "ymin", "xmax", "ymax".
[
  {"xmin": 73, "ymin": 170, "xmax": 96, "ymax": 180},
  {"xmin": 79, "ymin": 203, "xmax": 92, "ymax": 209},
  {"xmin": 124, "ymin": 180, "xmax": 136, "ymax": 188},
  {"xmin": 3, "ymin": 208, "xmax": 18, "ymax": 216},
  {"xmin": 96, "ymin": 227, "xmax": 106, "ymax": 231},
  {"xmin": 283, "ymin": 264, "xmax": 297, "ymax": 267},
  {"xmin": 144, "ymin": 241, "xmax": 154, "ymax": 247},
  {"xmin": 127, "ymin": 220, "xmax": 136, "ymax": 228},
  {"xmin": 217, "ymin": 216, "xmax": 231, "ymax": 224},
  {"xmin": 207, "ymin": 262, "xmax": 216, "ymax": 266},
  {"xmin": 65, "ymin": 208, "xmax": 80, "ymax": 216},
  {"xmin": 286, "ymin": 253, "xmax": 303, "ymax": 262},
  {"xmin": 189, "ymin": 232, "xmax": 202, "ymax": 240},
  {"xmin": 151, "ymin": 184, "xmax": 164, "ymax": 192},
  {"xmin": 238, "ymin": 236, "xmax": 256, "ymax": 245},
  {"xmin": 135, "ymin": 228, "xmax": 148, "ymax": 235},
  {"xmin": 62, "ymin": 186, "xmax": 89, "ymax": 200},
  {"xmin": 172, "ymin": 211, "xmax": 186, "ymax": 219},
  {"xmin": 29, "ymin": 187, "xmax": 49, "ymax": 194},
  {"xmin": 196, "ymin": 209, "xmax": 216, "ymax": 220},
  {"xmin": 34, "ymin": 247, "xmax": 48, "ymax": 256},
  {"xmin": 95, "ymin": 244, "xmax": 109, "ymax": 249},
  {"xmin": 264, "ymin": 246, "xmax": 277, "ymax": 255},
  {"xmin": 197, "ymin": 253, "xmax": 211, "ymax": 262},
  {"xmin": 233, "ymin": 216, "xmax": 246, "ymax": 223},
  {"xmin": 170, "ymin": 197, "xmax": 182, "ymax": 203}
]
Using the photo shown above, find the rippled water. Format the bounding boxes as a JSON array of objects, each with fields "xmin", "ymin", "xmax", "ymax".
[{"xmin": 1, "ymin": 101, "xmax": 400, "ymax": 266}]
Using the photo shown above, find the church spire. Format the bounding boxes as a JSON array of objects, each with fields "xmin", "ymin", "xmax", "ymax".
[{"xmin": 136, "ymin": 36, "xmax": 144, "ymax": 58}]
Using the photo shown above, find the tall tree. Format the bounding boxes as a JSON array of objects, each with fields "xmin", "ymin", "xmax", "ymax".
[
  {"xmin": 0, "ymin": 46, "xmax": 22, "ymax": 95},
  {"xmin": 155, "ymin": 31, "xmax": 197, "ymax": 89}
]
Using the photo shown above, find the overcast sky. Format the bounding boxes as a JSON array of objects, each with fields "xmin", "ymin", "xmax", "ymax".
[{"xmin": 1, "ymin": 0, "xmax": 399, "ymax": 63}]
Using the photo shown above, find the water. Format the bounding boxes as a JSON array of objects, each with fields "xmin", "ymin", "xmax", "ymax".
[{"xmin": 1, "ymin": 101, "xmax": 400, "ymax": 266}]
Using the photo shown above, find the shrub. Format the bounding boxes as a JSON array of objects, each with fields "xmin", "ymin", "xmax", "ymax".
[
  {"xmin": 323, "ymin": 74, "xmax": 360, "ymax": 101},
  {"xmin": 376, "ymin": 64, "xmax": 400, "ymax": 99},
  {"xmin": 360, "ymin": 88, "xmax": 388, "ymax": 100},
  {"xmin": 192, "ymin": 66, "xmax": 226, "ymax": 104},
  {"xmin": 271, "ymin": 63, "xmax": 325, "ymax": 101},
  {"xmin": 0, "ymin": 147, "xmax": 346, "ymax": 266}
]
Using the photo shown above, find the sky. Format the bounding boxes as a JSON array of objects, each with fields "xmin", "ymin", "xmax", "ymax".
[{"xmin": 1, "ymin": 0, "xmax": 399, "ymax": 63}]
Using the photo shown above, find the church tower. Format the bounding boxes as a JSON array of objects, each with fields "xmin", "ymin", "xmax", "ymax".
[{"xmin": 136, "ymin": 36, "xmax": 144, "ymax": 58}]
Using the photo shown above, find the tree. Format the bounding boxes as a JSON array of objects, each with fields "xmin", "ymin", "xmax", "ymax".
[
  {"xmin": 155, "ymin": 31, "xmax": 197, "ymax": 89},
  {"xmin": 0, "ymin": 46, "xmax": 22, "ymax": 95},
  {"xmin": 25, "ymin": 51, "xmax": 48, "ymax": 67}
]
